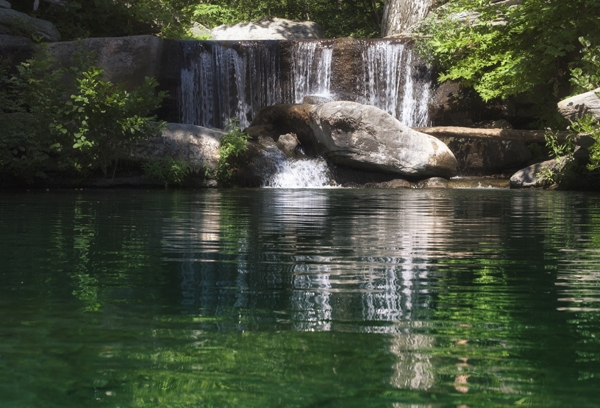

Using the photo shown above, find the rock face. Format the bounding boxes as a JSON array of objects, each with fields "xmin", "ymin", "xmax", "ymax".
[
  {"xmin": 0, "ymin": 7, "xmax": 60, "ymax": 42},
  {"xmin": 127, "ymin": 123, "xmax": 223, "ymax": 172},
  {"xmin": 308, "ymin": 102, "xmax": 458, "ymax": 177},
  {"xmin": 47, "ymin": 36, "xmax": 164, "ymax": 89},
  {"xmin": 558, "ymin": 88, "xmax": 600, "ymax": 121},
  {"xmin": 381, "ymin": 0, "xmax": 435, "ymax": 36},
  {"xmin": 437, "ymin": 137, "xmax": 531, "ymax": 175},
  {"xmin": 212, "ymin": 17, "xmax": 324, "ymax": 40},
  {"xmin": 0, "ymin": 1, "xmax": 11, "ymax": 9}
]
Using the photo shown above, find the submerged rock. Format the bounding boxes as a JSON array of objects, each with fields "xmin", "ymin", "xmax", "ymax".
[{"xmin": 309, "ymin": 102, "xmax": 458, "ymax": 178}]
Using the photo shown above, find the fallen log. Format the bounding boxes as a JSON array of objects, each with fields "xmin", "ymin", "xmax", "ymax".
[{"xmin": 414, "ymin": 126, "xmax": 571, "ymax": 143}]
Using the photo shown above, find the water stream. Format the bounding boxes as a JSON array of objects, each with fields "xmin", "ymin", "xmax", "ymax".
[{"xmin": 178, "ymin": 39, "xmax": 432, "ymax": 129}]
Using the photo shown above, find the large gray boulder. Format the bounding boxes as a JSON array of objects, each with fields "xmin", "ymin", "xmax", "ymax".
[
  {"xmin": 47, "ymin": 36, "xmax": 164, "ymax": 89},
  {"xmin": 0, "ymin": 1, "xmax": 11, "ymax": 9},
  {"xmin": 558, "ymin": 88, "xmax": 600, "ymax": 121},
  {"xmin": 309, "ymin": 102, "xmax": 458, "ymax": 178},
  {"xmin": 0, "ymin": 7, "xmax": 60, "ymax": 42},
  {"xmin": 212, "ymin": 17, "xmax": 324, "ymax": 40},
  {"xmin": 127, "ymin": 123, "xmax": 223, "ymax": 172}
]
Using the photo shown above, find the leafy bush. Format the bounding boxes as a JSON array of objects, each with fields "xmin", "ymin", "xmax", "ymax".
[
  {"xmin": 0, "ymin": 46, "xmax": 165, "ymax": 184},
  {"xmin": 415, "ymin": 0, "xmax": 600, "ymax": 125},
  {"xmin": 214, "ymin": 119, "xmax": 250, "ymax": 186},
  {"xmin": 142, "ymin": 157, "xmax": 191, "ymax": 188}
]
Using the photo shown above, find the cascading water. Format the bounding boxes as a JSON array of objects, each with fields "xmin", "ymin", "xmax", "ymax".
[
  {"xmin": 178, "ymin": 39, "xmax": 432, "ymax": 130},
  {"xmin": 179, "ymin": 41, "xmax": 284, "ymax": 129},
  {"xmin": 262, "ymin": 148, "xmax": 333, "ymax": 188},
  {"xmin": 292, "ymin": 41, "xmax": 334, "ymax": 103},
  {"xmin": 358, "ymin": 41, "xmax": 430, "ymax": 127}
]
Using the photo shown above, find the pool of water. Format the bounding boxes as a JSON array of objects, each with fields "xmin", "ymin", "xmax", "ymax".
[{"xmin": 1, "ymin": 188, "xmax": 600, "ymax": 407}]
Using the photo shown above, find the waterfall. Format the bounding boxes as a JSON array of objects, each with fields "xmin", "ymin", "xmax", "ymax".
[
  {"xmin": 179, "ymin": 41, "xmax": 284, "ymax": 129},
  {"xmin": 177, "ymin": 39, "xmax": 432, "ymax": 129},
  {"xmin": 262, "ymin": 148, "xmax": 333, "ymax": 188},
  {"xmin": 359, "ymin": 41, "xmax": 430, "ymax": 127},
  {"xmin": 292, "ymin": 41, "xmax": 334, "ymax": 103}
]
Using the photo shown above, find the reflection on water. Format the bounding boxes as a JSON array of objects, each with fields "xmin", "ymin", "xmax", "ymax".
[{"xmin": 1, "ymin": 189, "xmax": 600, "ymax": 407}]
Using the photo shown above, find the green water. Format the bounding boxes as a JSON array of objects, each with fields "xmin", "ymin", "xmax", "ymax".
[{"xmin": 1, "ymin": 188, "xmax": 600, "ymax": 407}]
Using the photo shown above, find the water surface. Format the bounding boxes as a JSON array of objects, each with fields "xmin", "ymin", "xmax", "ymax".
[{"xmin": 1, "ymin": 188, "xmax": 600, "ymax": 407}]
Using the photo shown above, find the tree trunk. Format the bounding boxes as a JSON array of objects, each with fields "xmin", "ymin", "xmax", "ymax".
[{"xmin": 414, "ymin": 126, "xmax": 571, "ymax": 143}]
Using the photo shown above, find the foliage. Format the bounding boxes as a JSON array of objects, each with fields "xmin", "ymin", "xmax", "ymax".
[
  {"xmin": 0, "ymin": 47, "xmax": 64, "ymax": 182},
  {"xmin": 19, "ymin": 0, "xmax": 197, "ymax": 40},
  {"xmin": 51, "ymin": 64, "xmax": 166, "ymax": 175},
  {"xmin": 415, "ymin": 0, "xmax": 600, "ymax": 124},
  {"xmin": 20, "ymin": 0, "xmax": 384, "ymax": 40},
  {"xmin": 142, "ymin": 157, "xmax": 192, "ymax": 188},
  {"xmin": 0, "ymin": 46, "xmax": 166, "ymax": 184},
  {"xmin": 214, "ymin": 118, "xmax": 250, "ymax": 185},
  {"xmin": 571, "ymin": 113, "xmax": 600, "ymax": 172},
  {"xmin": 570, "ymin": 37, "xmax": 600, "ymax": 94},
  {"xmin": 541, "ymin": 113, "xmax": 600, "ymax": 187},
  {"xmin": 190, "ymin": 0, "xmax": 385, "ymax": 38}
]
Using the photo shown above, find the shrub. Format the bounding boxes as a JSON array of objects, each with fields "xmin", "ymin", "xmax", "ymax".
[
  {"xmin": 142, "ymin": 157, "xmax": 191, "ymax": 189},
  {"xmin": 0, "ymin": 46, "xmax": 166, "ymax": 184},
  {"xmin": 214, "ymin": 119, "xmax": 250, "ymax": 186}
]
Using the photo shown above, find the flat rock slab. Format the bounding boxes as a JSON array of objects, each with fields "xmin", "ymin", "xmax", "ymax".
[
  {"xmin": 309, "ymin": 102, "xmax": 458, "ymax": 178},
  {"xmin": 212, "ymin": 17, "xmax": 324, "ymax": 40},
  {"xmin": 558, "ymin": 88, "xmax": 600, "ymax": 121}
]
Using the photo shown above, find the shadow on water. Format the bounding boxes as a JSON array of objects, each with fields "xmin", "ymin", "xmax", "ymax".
[{"xmin": 1, "ymin": 189, "xmax": 600, "ymax": 406}]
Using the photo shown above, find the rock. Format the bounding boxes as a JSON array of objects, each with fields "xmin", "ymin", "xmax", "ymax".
[
  {"xmin": 576, "ymin": 133, "xmax": 597, "ymax": 149},
  {"xmin": 509, "ymin": 157, "xmax": 569, "ymax": 188},
  {"xmin": 415, "ymin": 177, "xmax": 449, "ymax": 189},
  {"xmin": 381, "ymin": 0, "xmax": 435, "ymax": 37},
  {"xmin": 127, "ymin": 123, "xmax": 223, "ymax": 172},
  {"xmin": 416, "ymin": 126, "xmax": 567, "ymax": 143},
  {"xmin": 212, "ymin": 17, "xmax": 324, "ymax": 40},
  {"xmin": 447, "ymin": 177, "xmax": 510, "ymax": 189},
  {"xmin": 309, "ymin": 102, "xmax": 458, "ymax": 178},
  {"xmin": 277, "ymin": 133, "xmax": 300, "ymax": 157},
  {"xmin": 0, "ymin": 33, "xmax": 31, "ymax": 46},
  {"xmin": 250, "ymin": 104, "xmax": 315, "ymax": 150},
  {"xmin": 573, "ymin": 145, "xmax": 590, "ymax": 163},
  {"xmin": 48, "ymin": 36, "xmax": 163, "ymax": 89},
  {"xmin": 189, "ymin": 22, "xmax": 212, "ymax": 39},
  {"xmin": 0, "ymin": 8, "xmax": 60, "ymax": 42},
  {"xmin": 558, "ymin": 88, "xmax": 600, "ymax": 121},
  {"xmin": 302, "ymin": 95, "xmax": 334, "ymax": 105},
  {"xmin": 244, "ymin": 124, "xmax": 277, "ymax": 140},
  {"xmin": 0, "ymin": 1, "xmax": 10, "ymax": 9},
  {"xmin": 364, "ymin": 179, "xmax": 412, "ymax": 189},
  {"xmin": 474, "ymin": 119, "xmax": 513, "ymax": 129},
  {"xmin": 438, "ymin": 137, "xmax": 531, "ymax": 175},
  {"xmin": 233, "ymin": 142, "xmax": 281, "ymax": 187}
]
